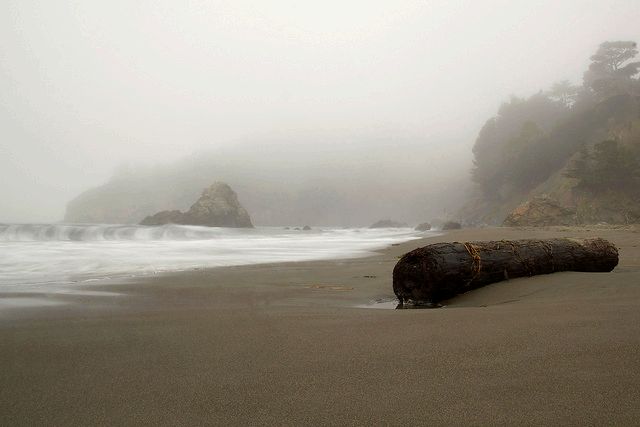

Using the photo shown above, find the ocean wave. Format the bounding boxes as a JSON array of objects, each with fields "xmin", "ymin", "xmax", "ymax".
[
  {"xmin": 0, "ymin": 224, "xmax": 425, "ymax": 290},
  {"xmin": 0, "ymin": 223, "xmax": 243, "ymax": 242}
]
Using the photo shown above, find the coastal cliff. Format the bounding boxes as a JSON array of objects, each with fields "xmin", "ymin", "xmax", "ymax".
[{"xmin": 460, "ymin": 42, "xmax": 640, "ymax": 226}]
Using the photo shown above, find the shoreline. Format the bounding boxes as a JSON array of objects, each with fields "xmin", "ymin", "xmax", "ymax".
[
  {"xmin": 0, "ymin": 228, "xmax": 431, "ymax": 318},
  {"xmin": 2, "ymin": 225, "xmax": 640, "ymax": 424},
  {"xmin": 3, "ymin": 224, "xmax": 636, "ymax": 317},
  {"xmin": 0, "ymin": 225, "xmax": 425, "ymax": 307}
]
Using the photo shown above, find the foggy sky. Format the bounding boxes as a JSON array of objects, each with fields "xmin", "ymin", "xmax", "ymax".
[{"xmin": 1, "ymin": 0, "xmax": 639, "ymax": 222}]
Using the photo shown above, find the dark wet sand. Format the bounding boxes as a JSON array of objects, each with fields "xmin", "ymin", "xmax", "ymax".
[{"xmin": 2, "ymin": 226, "xmax": 640, "ymax": 425}]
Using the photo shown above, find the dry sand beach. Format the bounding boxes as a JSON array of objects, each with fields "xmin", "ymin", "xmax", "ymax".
[{"xmin": 2, "ymin": 226, "xmax": 640, "ymax": 425}]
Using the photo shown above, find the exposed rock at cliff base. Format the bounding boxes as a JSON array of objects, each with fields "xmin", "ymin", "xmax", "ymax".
[
  {"xmin": 140, "ymin": 182, "xmax": 253, "ymax": 228},
  {"xmin": 503, "ymin": 197, "xmax": 576, "ymax": 227}
]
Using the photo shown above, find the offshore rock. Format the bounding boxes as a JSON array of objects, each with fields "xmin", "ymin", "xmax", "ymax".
[
  {"xmin": 415, "ymin": 222, "xmax": 432, "ymax": 231},
  {"xmin": 139, "ymin": 210, "xmax": 183, "ymax": 226},
  {"xmin": 141, "ymin": 182, "xmax": 253, "ymax": 228}
]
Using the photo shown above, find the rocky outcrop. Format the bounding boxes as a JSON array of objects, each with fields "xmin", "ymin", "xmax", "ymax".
[
  {"xmin": 139, "ymin": 210, "xmax": 184, "ymax": 226},
  {"xmin": 369, "ymin": 219, "xmax": 408, "ymax": 228},
  {"xmin": 140, "ymin": 182, "xmax": 253, "ymax": 228},
  {"xmin": 503, "ymin": 197, "xmax": 576, "ymax": 227},
  {"xmin": 441, "ymin": 221, "xmax": 462, "ymax": 230},
  {"xmin": 415, "ymin": 222, "xmax": 432, "ymax": 231}
]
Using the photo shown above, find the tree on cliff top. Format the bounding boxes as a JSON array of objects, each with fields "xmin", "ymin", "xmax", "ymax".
[
  {"xmin": 471, "ymin": 41, "xmax": 639, "ymax": 202},
  {"xmin": 584, "ymin": 41, "xmax": 640, "ymax": 98},
  {"xmin": 548, "ymin": 80, "xmax": 580, "ymax": 108}
]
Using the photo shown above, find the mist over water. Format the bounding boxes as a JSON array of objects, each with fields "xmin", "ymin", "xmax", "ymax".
[
  {"xmin": 2, "ymin": 1, "xmax": 638, "ymax": 223},
  {"xmin": 1, "ymin": 1, "xmax": 638, "ymax": 293},
  {"xmin": 0, "ymin": 223, "xmax": 424, "ymax": 292}
]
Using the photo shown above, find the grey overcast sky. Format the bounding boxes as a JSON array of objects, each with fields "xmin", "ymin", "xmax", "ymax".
[{"xmin": 1, "ymin": 0, "xmax": 639, "ymax": 222}]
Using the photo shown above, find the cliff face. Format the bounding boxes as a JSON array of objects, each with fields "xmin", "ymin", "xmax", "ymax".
[
  {"xmin": 462, "ymin": 41, "xmax": 640, "ymax": 226},
  {"xmin": 503, "ymin": 197, "xmax": 577, "ymax": 227},
  {"xmin": 462, "ymin": 148, "xmax": 640, "ymax": 227},
  {"xmin": 140, "ymin": 183, "xmax": 253, "ymax": 228},
  {"xmin": 461, "ymin": 94, "xmax": 640, "ymax": 226}
]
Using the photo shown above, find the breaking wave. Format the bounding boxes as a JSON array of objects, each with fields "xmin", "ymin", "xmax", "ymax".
[
  {"xmin": 0, "ymin": 223, "xmax": 426, "ymax": 292},
  {"xmin": 0, "ymin": 223, "xmax": 242, "ymax": 242}
]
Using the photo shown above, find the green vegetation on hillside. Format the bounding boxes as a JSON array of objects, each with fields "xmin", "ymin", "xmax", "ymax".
[
  {"xmin": 565, "ymin": 140, "xmax": 640, "ymax": 193},
  {"xmin": 467, "ymin": 41, "xmax": 640, "ymax": 224}
]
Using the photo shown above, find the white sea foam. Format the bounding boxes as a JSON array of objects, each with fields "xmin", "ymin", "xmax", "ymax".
[{"xmin": 0, "ymin": 223, "xmax": 425, "ymax": 293}]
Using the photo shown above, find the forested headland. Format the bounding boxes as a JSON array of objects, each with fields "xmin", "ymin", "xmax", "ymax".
[{"xmin": 462, "ymin": 41, "xmax": 640, "ymax": 225}]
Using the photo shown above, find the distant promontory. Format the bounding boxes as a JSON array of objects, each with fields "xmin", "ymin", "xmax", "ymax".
[{"xmin": 140, "ymin": 182, "xmax": 253, "ymax": 228}]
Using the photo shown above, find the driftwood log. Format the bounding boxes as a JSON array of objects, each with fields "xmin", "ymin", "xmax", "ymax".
[{"xmin": 393, "ymin": 238, "xmax": 618, "ymax": 305}]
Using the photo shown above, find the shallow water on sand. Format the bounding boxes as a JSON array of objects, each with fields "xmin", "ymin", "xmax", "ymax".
[{"xmin": 356, "ymin": 299, "xmax": 444, "ymax": 309}]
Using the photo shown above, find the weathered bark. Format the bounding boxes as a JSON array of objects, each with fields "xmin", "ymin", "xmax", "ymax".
[{"xmin": 393, "ymin": 238, "xmax": 618, "ymax": 305}]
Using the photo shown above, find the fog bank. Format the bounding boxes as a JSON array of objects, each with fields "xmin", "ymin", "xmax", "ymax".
[{"xmin": 1, "ymin": 0, "xmax": 638, "ymax": 222}]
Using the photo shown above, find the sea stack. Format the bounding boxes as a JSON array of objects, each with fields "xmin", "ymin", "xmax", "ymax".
[{"xmin": 141, "ymin": 182, "xmax": 253, "ymax": 228}]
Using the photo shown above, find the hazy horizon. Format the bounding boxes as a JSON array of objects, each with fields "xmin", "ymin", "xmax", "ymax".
[{"xmin": 2, "ymin": 0, "xmax": 639, "ymax": 222}]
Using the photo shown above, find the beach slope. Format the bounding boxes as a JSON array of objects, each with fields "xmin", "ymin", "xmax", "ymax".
[{"xmin": 1, "ymin": 226, "xmax": 640, "ymax": 425}]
